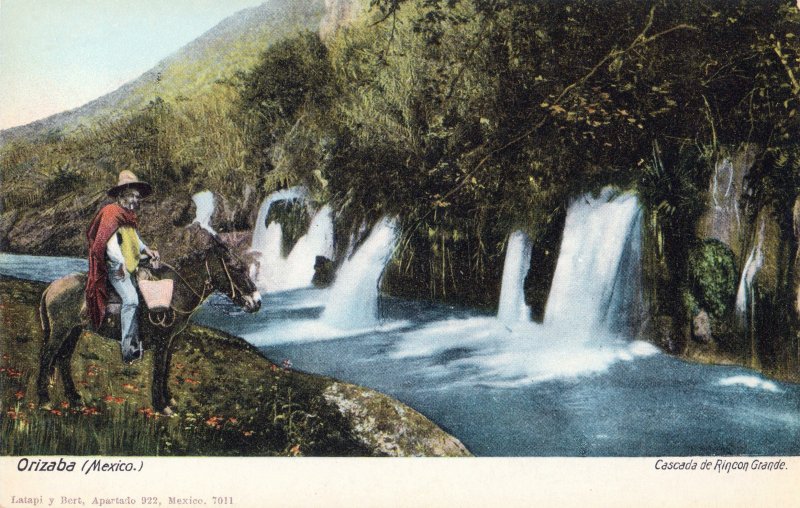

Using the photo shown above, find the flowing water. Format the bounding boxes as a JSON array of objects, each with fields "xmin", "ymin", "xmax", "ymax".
[
  {"xmin": 192, "ymin": 191, "xmax": 217, "ymax": 234},
  {"xmin": 249, "ymin": 188, "xmax": 334, "ymax": 292},
  {"xmin": 497, "ymin": 230, "xmax": 532, "ymax": 326},
  {"xmin": 2, "ymin": 190, "xmax": 799, "ymax": 456}
]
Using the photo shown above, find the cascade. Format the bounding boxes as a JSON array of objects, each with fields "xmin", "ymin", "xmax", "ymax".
[
  {"xmin": 497, "ymin": 230, "xmax": 533, "ymax": 325},
  {"xmin": 736, "ymin": 218, "xmax": 766, "ymax": 325},
  {"xmin": 321, "ymin": 217, "xmax": 398, "ymax": 329},
  {"xmin": 544, "ymin": 189, "xmax": 644, "ymax": 335},
  {"xmin": 281, "ymin": 205, "xmax": 335, "ymax": 289},
  {"xmin": 250, "ymin": 187, "xmax": 306, "ymax": 254},
  {"xmin": 192, "ymin": 191, "xmax": 217, "ymax": 234},
  {"xmin": 250, "ymin": 188, "xmax": 335, "ymax": 292}
]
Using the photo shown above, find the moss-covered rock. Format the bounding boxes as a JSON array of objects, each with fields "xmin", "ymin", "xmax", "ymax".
[{"xmin": 685, "ymin": 239, "xmax": 737, "ymax": 321}]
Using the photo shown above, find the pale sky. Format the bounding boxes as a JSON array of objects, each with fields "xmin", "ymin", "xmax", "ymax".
[{"xmin": 0, "ymin": 0, "xmax": 268, "ymax": 130}]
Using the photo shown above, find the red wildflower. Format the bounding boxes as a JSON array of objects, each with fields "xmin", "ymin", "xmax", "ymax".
[
  {"xmin": 49, "ymin": 409, "xmax": 62, "ymax": 416},
  {"xmin": 14, "ymin": 390, "xmax": 24, "ymax": 400},
  {"xmin": 60, "ymin": 401, "xmax": 70, "ymax": 409},
  {"xmin": 138, "ymin": 407, "xmax": 158, "ymax": 419},
  {"xmin": 184, "ymin": 378, "xmax": 200, "ymax": 385},
  {"xmin": 2, "ymin": 353, "xmax": 9, "ymax": 360},
  {"xmin": 228, "ymin": 417, "xmax": 238, "ymax": 425},
  {"xmin": 205, "ymin": 416, "xmax": 223, "ymax": 428},
  {"xmin": 103, "ymin": 395, "xmax": 115, "ymax": 402},
  {"xmin": 82, "ymin": 407, "xmax": 100, "ymax": 416},
  {"xmin": 121, "ymin": 383, "xmax": 139, "ymax": 392},
  {"xmin": 6, "ymin": 368, "xmax": 22, "ymax": 378},
  {"xmin": 6, "ymin": 409, "xmax": 18, "ymax": 420},
  {"xmin": 242, "ymin": 430, "xmax": 254, "ymax": 437},
  {"xmin": 289, "ymin": 444, "xmax": 301, "ymax": 456}
]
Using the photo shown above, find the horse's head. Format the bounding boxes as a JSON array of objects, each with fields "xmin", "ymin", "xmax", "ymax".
[{"xmin": 201, "ymin": 229, "xmax": 261, "ymax": 313}]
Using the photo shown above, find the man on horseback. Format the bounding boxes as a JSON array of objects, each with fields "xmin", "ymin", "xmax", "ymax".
[{"xmin": 85, "ymin": 170, "xmax": 160, "ymax": 363}]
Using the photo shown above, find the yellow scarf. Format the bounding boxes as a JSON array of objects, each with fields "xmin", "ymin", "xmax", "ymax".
[{"xmin": 118, "ymin": 226, "xmax": 141, "ymax": 273}]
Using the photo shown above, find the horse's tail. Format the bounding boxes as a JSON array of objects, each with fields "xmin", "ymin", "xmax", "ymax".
[{"xmin": 39, "ymin": 287, "xmax": 50, "ymax": 344}]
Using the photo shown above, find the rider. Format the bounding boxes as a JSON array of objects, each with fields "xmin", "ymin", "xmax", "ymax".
[{"xmin": 86, "ymin": 170, "xmax": 160, "ymax": 363}]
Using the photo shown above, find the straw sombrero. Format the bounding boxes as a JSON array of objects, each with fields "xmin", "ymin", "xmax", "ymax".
[{"xmin": 108, "ymin": 170, "xmax": 152, "ymax": 198}]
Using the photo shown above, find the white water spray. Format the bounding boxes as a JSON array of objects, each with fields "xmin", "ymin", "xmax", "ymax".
[
  {"xmin": 544, "ymin": 190, "xmax": 643, "ymax": 335},
  {"xmin": 497, "ymin": 230, "xmax": 533, "ymax": 325},
  {"xmin": 249, "ymin": 188, "xmax": 335, "ymax": 292},
  {"xmin": 192, "ymin": 191, "xmax": 217, "ymax": 234},
  {"xmin": 281, "ymin": 205, "xmax": 335, "ymax": 290},
  {"xmin": 322, "ymin": 217, "xmax": 398, "ymax": 329},
  {"xmin": 389, "ymin": 189, "xmax": 652, "ymax": 385},
  {"xmin": 250, "ymin": 187, "xmax": 306, "ymax": 254}
]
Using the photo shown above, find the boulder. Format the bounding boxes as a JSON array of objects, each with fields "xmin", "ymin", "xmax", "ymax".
[
  {"xmin": 323, "ymin": 382, "xmax": 471, "ymax": 457},
  {"xmin": 312, "ymin": 255, "xmax": 335, "ymax": 287},
  {"xmin": 692, "ymin": 309, "xmax": 713, "ymax": 344}
]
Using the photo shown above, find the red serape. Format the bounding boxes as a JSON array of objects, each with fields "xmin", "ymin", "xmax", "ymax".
[{"xmin": 85, "ymin": 203, "xmax": 138, "ymax": 329}]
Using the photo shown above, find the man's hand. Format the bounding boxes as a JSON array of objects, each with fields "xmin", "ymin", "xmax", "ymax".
[{"xmin": 144, "ymin": 248, "xmax": 161, "ymax": 269}]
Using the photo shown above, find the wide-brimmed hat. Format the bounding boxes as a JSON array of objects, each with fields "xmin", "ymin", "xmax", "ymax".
[{"xmin": 108, "ymin": 170, "xmax": 152, "ymax": 198}]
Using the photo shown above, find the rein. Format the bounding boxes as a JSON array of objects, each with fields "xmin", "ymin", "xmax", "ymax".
[
  {"xmin": 146, "ymin": 260, "xmax": 212, "ymax": 327},
  {"xmin": 146, "ymin": 254, "xmax": 245, "ymax": 327}
]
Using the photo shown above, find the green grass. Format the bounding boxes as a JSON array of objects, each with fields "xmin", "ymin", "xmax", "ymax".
[{"xmin": 0, "ymin": 276, "xmax": 367, "ymax": 456}]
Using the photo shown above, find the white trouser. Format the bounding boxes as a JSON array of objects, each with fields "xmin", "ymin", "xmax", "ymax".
[{"xmin": 108, "ymin": 266, "xmax": 139, "ymax": 354}]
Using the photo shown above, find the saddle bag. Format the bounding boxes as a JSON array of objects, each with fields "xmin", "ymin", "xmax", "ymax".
[{"xmin": 138, "ymin": 279, "xmax": 174, "ymax": 312}]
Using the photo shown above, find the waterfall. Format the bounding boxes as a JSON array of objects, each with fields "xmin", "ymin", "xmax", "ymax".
[
  {"xmin": 250, "ymin": 188, "xmax": 336, "ymax": 292},
  {"xmin": 250, "ymin": 187, "xmax": 306, "ymax": 254},
  {"xmin": 544, "ymin": 189, "xmax": 644, "ymax": 335},
  {"xmin": 321, "ymin": 217, "xmax": 398, "ymax": 329},
  {"xmin": 736, "ymin": 219, "xmax": 766, "ymax": 325},
  {"xmin": 281, "ymin": 205, "xmax": 335, "ymax": 289},
  {"xmin": 497, "ymin": 230, "xmax": 533, "ymax": 325},
  {"xmin": 192, "ymin": 191, "xmax": 217, "ymax": 234}
]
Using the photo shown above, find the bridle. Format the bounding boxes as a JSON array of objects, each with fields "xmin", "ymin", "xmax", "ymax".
[{"xmin": 147, "ymin": 252, "xmax": 247, "ymax": 327}]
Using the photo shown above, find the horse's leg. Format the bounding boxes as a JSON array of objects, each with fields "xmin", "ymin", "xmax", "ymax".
[
  {"xmin": 37, "ymin": 323, "xmax": 69, "ymax": 406},
  {"xmin": 151, "ymin": 334, "xmax": 179, "ymax": 414},
  {"xmin": 56, "ymin": 326, "xmax": 83, "ymax": 406},
  {"xmin": 162, "ymin": 340, "xmax": 176, "ymax": 406},
  {"xmin": 151, "ymin": 339, "xmax": 169, "ymax": 412}
]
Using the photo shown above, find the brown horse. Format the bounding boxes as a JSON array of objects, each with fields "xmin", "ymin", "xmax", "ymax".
[{"xmin": 37, "ymin": 224, "xmax": 261, "ymax": 414}]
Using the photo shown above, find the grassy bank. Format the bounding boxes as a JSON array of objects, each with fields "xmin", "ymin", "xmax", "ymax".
[{"xmin": 0, "ymin": 276, "xmax": 395, "ymax": 456}]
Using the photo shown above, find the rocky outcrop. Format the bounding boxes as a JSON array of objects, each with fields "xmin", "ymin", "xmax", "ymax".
[
  {"xmin": 323, "ymin": 382, "xmax": 471, "ymax": 457},
  {"xmin": 696, "ymin": 146, "xmax": 756, "ymax": 261},
  {"xmin": 692, "ymin": 310, "xmax": 712, "ymax": 344},
  {"xmin": 319, "ymin": 0, "xmax": 366, "ymax": 40},
  {"xmin": 794, "ymin": 196, "xmax": 800, "ymax": 319}
]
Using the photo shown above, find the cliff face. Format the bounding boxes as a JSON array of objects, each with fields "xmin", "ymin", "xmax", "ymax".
[{"xmin": 671, "ymin": 145, "xmax": 799, "ymax": 381}]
